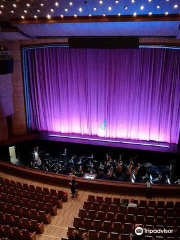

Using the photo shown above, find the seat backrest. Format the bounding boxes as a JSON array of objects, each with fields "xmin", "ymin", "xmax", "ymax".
[
  {"xmin": 96, "ymin": 196, "xmax": 104, "ymax": 204},
  {"xmin": 110, "ymin": 232, "xmax": 119, "ymax": 240},
  {"xmin": 89, "ymin": 230, "xmax": 98, "ymax": 240},
  {"xmin": 121, "ymin": 234, "xmax": 130, "ymax": 240},
  {"xmin": 99, "ymin": 231, "xmax": 108, "ymax": 240},
  {"xmin": 87, "ymin": 195, "xmax": 96, "ymax": 203}
]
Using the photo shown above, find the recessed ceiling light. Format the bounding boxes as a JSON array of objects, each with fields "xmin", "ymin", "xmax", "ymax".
[
  {"xmin": 47, "ymin": 14, "xmax": 51, "ymax": 19},
  {"xmin": 115, "ymin": 0, "xmax": 119, "ymax": 3},
  {"xmin": 37, "ymin": 9, "xmax": 40, "ymax": 12},
  {"xmin": 21, "ymin": 16, "xmax": 25, "ymax": 19},
  {"xmin": 0, "ymin": 11, "xmax": 2, "ymax": 14},
  {"xmin": 40, "ymin": 3, "xmax": 44, "ymax": 7},
  {"xmin": 174, "ymin": 4, "xmax": 178, "ymax": 8},
  {"xmin": 88, "ymin": 14, "xmax": 91, "ymax": 16},
  {"xmin": 69, "ymin": 2, "xmax": 73, "ymax": 5},
  {"xmin": 124, "ymin": 6, "xmax": 128, "ymax": 10},
  {"xmin": 79, "ymin": 8, "xmax": 82, "ymax": 12},
  {"xmin": 55, "ymin": 2, "xmax": 59, "ymax": 6},
  {"xmin": 13, "ymin": 4, "xmax": 17, "ymax": 8},
  {"xmin": 34, "ymin": 15, "xmax": 37, "ymax": 19},
  {"xmin": 157, "ymin": 5, "xmax": 161, "ymax": 9},
  {"xmin": 11, "ymin": 10, "xmax": 14, "ymax": 14},
  {"xmin": 74, "ymin": 14, "xmax": 77, "ymax": 17},
  {"xmin": 149, "ymin": 12, "xmax": 152, "ymax": 15},
  {"xmin": 94, "ymin": 7, "xmax": 97, "ymax": 10},
  {"xmin": 0, "ymin": 5, "xmax": 4, "ymax": 8},
  {"xmin": 133, "ymin": 12, "xmax": 137, "ymax": 16},
  {"xmin": 108, "ymin": 6, "xmax": 112, "ymax": 11},
  {"xmin": 26, "ymin": 3, "xmax": 30, "ymax": 7},
  {"xmin": 118, "ymin": 13, "xmax": 121, "ymax": 16},
  {"xmin": 24, "ymin": 10, "xmax": 27, "ymax": 13},
  {"xmin": 165, "ymin": 12, "xmax": 169, "ymax": 15},
  {"xmin": 51, "ymin": 9, "xmax": 54, "ymax": 12},
  {"xmin": 103, "ymin": 13, "xmax": 106, "ymax": 16},
  {"xmin": 132, "ymin": 0, "xmax": 135, "ymax": 3},
  {"xmin": 60, "ymin": 14, "xmax": 64, "ymax": 18},
  {"xmin": 65, "ymin": 8, "xmax": 68, "ymax": 12},
  {"xmin": 148, "ymin": 0, "xmax": 152, "ymax": 2},
  {"xmin": 140, "ymin": 6, "xmax": 144, "ymax": 10},
  {"xmin": 99, "ymin": 0, "xmax": 103, "ymax": 4}
]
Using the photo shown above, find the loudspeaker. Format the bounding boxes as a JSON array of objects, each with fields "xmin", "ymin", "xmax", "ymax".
[
  {"xmin": 69, "ymin": 37, "xmax": 139, "ymax": 49},
  {"xmin": 0, "ymin": 54, "xmax": 14, "ymax": 75}
]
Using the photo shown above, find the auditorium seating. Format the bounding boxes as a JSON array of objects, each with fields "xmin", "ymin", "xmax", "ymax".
[
  {"xmin": 0, "ymin": 176, "xmax": 68, "ymax": 239},
  {"xmin": 0, "ymin": 177, "xmax": 68, "ymax": 202},
  {"xmin": 65, "ymin": 195, "xmax": 180, "ymax": 240}
]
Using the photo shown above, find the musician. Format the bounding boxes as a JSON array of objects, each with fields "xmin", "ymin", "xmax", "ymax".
[
  {"xmin": 76, "ymin": 165, "xmax": 84, "ymax": 177},
  {"xmin": 87, "ymin": 164, "xmax": 96, "ymax": 174},
  {"xmin": 107, "ymin": 166, "xmax": 115, "ymax": 180},
  {"xmin": 153, "ymin": 174, "xmax": 164, "ymax": 184},
  {"xmin": 33, "ymin": 146, "xmax": 41, "ymax": 167}
]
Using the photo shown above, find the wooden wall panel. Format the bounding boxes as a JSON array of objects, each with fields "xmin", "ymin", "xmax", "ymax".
[
  {"xmin": 0, "ymin": 74, "xmax": 14, "ymax": 118},
  {"xmin": 0, "ymin": 117, "xmax": 8, "ymax": 142},
  {"xmin": 5, "ymin": 40, "xmax": 27, "ymax": 136}
]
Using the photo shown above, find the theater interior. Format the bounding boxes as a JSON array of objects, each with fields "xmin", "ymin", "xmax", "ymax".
[{"xmin": 0, "ymin": 0, "xmax": 180, "ymax": 240}]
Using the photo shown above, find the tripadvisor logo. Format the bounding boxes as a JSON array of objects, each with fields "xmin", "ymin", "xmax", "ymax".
[{"xmin": 135, "ymin": 227, "xmax": 143, "ymax": 236}]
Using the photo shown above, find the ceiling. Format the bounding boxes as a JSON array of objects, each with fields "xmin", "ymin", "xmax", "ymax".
[{"xmin": 0, "ymin": 0, "xmax": 180, "ymax": 41}]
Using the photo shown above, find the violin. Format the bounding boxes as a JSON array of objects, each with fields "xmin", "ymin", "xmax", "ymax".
[{"xmin": 116, "ymin": 163, "xmax": 122, "ymax": 173}]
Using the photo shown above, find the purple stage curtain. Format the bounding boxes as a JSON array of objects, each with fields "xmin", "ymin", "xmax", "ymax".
[{"xmin": 26, "ymin": 47, "xmax": 180, "ymax": 143}]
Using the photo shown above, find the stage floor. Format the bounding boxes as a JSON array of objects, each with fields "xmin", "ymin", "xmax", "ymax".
[{"xmin": 37, "ymin": 132, "xmax": 179, "ymax": 154}]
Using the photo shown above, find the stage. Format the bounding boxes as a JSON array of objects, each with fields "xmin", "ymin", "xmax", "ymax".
[{"xmin": 37, "ymin": 132, "xmax": 179, "ymax": 154}]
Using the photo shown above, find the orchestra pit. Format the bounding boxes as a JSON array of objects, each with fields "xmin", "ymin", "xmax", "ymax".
[{"xmin": 0, "ymin": 0, "xmax": 180, "ymax": 239}]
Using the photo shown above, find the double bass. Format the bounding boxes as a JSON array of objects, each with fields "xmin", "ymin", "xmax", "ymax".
[{"xmin": 126, "ymin": 159, "xmax": 134, "ymax": 176}]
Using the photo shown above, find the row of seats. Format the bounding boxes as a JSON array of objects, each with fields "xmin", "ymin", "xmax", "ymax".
[
  {"xmin": 66, "ymin": 226, "xmax": 179, "ymax": 240},
  {"xmin": 73, "ymin": 217, "xmax": 179, "ymax": 234},
  {"xmin": 0, "ymin": 201, "xmax": 51, "ymax": 224},
  {"xmin": 0, "ymin": 191, "xmax": 62, "ymax": 211},
  {"xmin": 78, "ymin": 209, "xmax": 180, "ymax": 226},
  {"xmin": 0, "ymin": 185, "xmax": 63, "ymax": 208},
  {"xmin": 66, "ymin": 196, "xmax": 179, "ymax": 240},
  {"xmin": 0, "ymin": 212, "xmax": 44, "ymax": 234},
  {"xmin": 0, "ymin": 224, "xmax": 36, "ymax": 240},
  {"xmin": 87, "ymin": 195, "xmax": 180, "ymax": 209},
  {"xmin": 0, "ymin": 177, "xmax": 67, "ymax": 240},
  {"xmin": 83, "ymin": 202, "xmax": 180, "ymax": 217},
  {"xmin": 0, "ymin": 177, "xmax": 68, "ymax": 202}
]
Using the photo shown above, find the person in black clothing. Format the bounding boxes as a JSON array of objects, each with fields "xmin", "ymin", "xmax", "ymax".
[{"xmin": 69, "ymin": 175, "xmax": 78, "ymax": 198}]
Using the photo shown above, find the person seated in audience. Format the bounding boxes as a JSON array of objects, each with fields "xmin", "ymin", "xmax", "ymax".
[
  {"xmin": 69, "ymin": 230, "xmax": 80, "ymax": 240},
  {"xmin": 121, "ymin": 199, "xmax": 129, "ymax": 206},
  {"xmin": 128, "ymin": 200, "xmax": 137, "ymax": 208}
]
